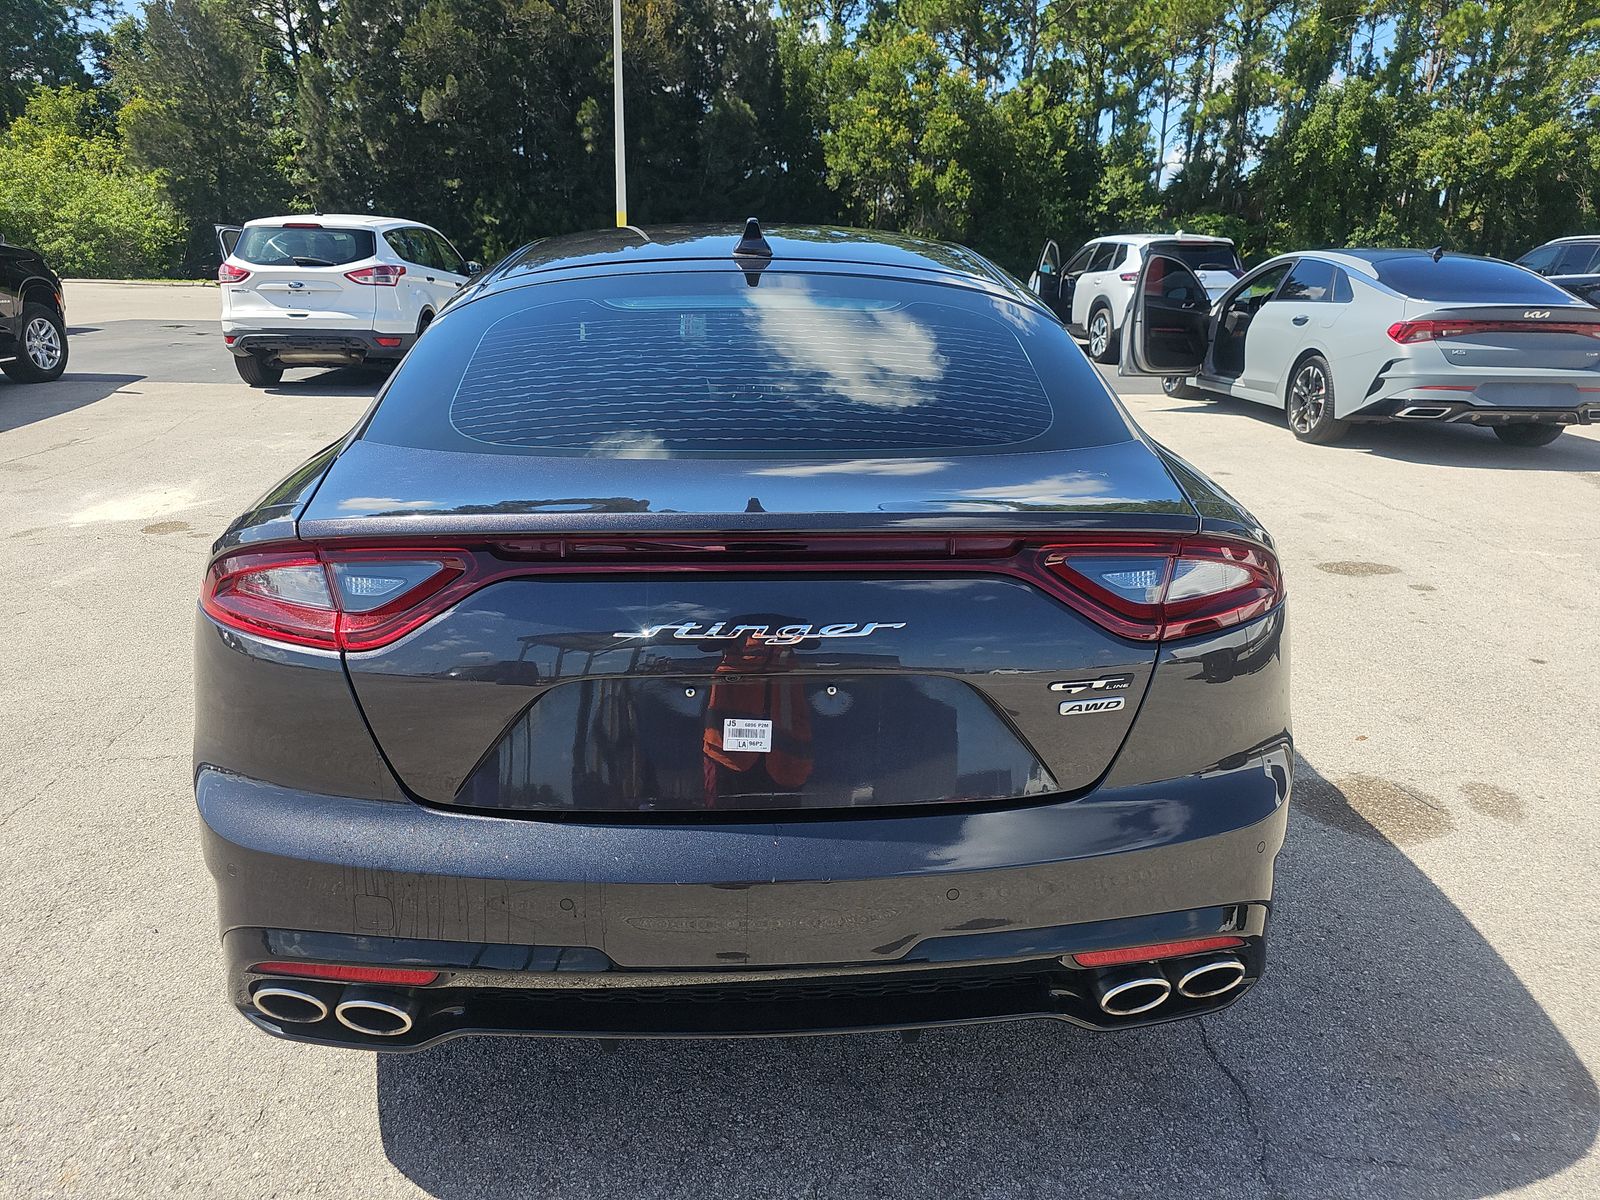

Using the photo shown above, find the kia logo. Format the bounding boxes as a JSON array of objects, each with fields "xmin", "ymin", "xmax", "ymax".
[{"xmin": 1523, "ymin": 309, "xmax": 1550, "ymax": 318}]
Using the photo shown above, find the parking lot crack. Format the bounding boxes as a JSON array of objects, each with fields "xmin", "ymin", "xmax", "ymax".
[{"xmin": 1198, "ymin": 1019, "xmax": 1270, "ymax": 1191}]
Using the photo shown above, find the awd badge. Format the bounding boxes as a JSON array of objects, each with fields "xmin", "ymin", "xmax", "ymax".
[{"xmin": 1059, "ymin": 697, "xmax": 1126, "ymax": 716}]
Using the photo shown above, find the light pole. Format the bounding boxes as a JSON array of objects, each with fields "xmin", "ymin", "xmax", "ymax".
[{"xmin": 612, "ymin": 0, "xmax": 627, "ymax": 228}]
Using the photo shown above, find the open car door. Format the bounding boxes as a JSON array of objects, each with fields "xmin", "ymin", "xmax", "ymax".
[
  {"xmin": 214, "ymin": 224, "xmax": 242, "ymax": 261},
  {"xmin": 1028, "ymin": 240, "xmax": 1069, "ymax": 321},
  {"xmin": 1119, "ymin": 252, "xmax": 1211, "ymax": 377}
]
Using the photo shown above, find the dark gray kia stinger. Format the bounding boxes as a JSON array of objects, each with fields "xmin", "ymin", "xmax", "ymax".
[{"xmin": 195, "ymin": 222, "xmax": 1292, "ymax": 1049}]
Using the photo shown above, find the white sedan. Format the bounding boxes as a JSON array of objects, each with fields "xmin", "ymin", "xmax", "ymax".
[{"xmin": 1119, "ymin": 249, "xmax": 1600, "ymax": 447}]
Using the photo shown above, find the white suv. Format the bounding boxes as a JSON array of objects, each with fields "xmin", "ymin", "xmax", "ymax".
[
  {"xmin": 1028, "ymin": 233, "xmax": 1243, "ymax": 363},
  {"xmin": 216, "ymin": 214, "xmax": 480, "ymax": 386}
]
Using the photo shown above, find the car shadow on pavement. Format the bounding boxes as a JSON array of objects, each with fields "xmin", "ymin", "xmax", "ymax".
[
  {"xmin": 1159, "ymin": 394, "xmax": 1600, "ymax": 471},
  {"xmin": 262, "ymin": 366, "xmax": 391, "ymax": 397},
  {"xmin": 0, "ymin": 372, "xmax": 144, "ymax": 434},
  {"xmin": 374, "ymin": 755, "xmax": 1597, "ymax": 1200}
]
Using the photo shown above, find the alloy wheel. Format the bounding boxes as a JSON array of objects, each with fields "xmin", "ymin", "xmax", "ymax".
[
  {"xmin": 1089, "ymin": 313, "xmax": 1109, "ymax": 358},
  {"xmin": 25, "ymin": 317, "xmax": 62, "ymax": 370},
  {"xmin": 1289, "ymin": 363, "xmax": 1327, "ymax": 433}
]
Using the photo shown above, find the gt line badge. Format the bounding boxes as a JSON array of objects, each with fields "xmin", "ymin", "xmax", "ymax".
[
  {"xmin": 1059, "ymin": 697, "xmax": 1126, "ymax": 716},
  {"xmin": 1049, "ymin": 673, "xmax": 1133, "ymax": 695}
]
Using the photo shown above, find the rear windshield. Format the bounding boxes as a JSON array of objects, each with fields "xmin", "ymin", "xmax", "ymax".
[
  {"xmin": 234, "ymin": 226, "xmax": 375, "ymax": 267},
  {"xmin": 1162, "ymin": 243, "xmax": 1242, "ymax": 274},
  {"xmin": 362, "ymin": 269, "xmax": 1132, "ymax": 458},
  {"xmin": 1373, "ymin": 256, "xmax": 1574, "ymax": 303}
]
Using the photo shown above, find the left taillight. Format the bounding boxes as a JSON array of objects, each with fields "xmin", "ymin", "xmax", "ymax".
[
  {"xmin": 200, "ymin": 546, "xmax": 469, "ymax": 651},
  {"xmin": 217, "ymin": 262, "xmax": 251, "ymax": 284},
  {"xmin": 1037, "ymin": 536, "xmax": 1283, "ymax": 641}
]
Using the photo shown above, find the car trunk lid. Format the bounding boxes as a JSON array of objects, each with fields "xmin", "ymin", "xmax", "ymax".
[
  {"xmin": 1392, "ymin": 303, "xmax": 1600, "ymax": 371},
  {"xmin": 305, "ymin": 439, "xmax": 1205, "ymax": 813}
]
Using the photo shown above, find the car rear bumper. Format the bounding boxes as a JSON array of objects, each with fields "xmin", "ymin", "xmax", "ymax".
[
  {"xmin": 1353, "ymin": 398, "xmax": 1600, "ymax": 426},
  {"xmin": 223, "ymin": 327, "xmax": 415, "ymax": 365},
  {"xmin": 197, "ymin": 746, "xmax": 1291, "ymax": 1047},
  {"xmin": 1353, "ymin": 365, "xmax": 1600, "ymax": 422}
]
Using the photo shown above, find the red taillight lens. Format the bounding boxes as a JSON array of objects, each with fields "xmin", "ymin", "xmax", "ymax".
[
  {"xmin": 217, "ymin": 262, "xmax": 251, "ymax": 284},
  {"xmin": 201, "ymin": 547, "xmax": 466, "ymax": 651},
  {"xmin": 201, "ymin": 534, "xmax": 1282, "ymax": 652},
  {"xmin": 345, "ymin": 264, "xmax": 406, "ymax": 286},
  {"xmin": 1072, "ymin": 936, "xmax": 1244, "ymax": 968},
  {"xmin": 1388, "ymin": 318, "xmax": 1600, "ymax": 343},
  {"xmin": 1118, "ymin": 271, "xmax": 1138, "ymax": 281},
  {"xmin": 253, "ymin": 961, "xmax": 439, "ymax": 985},
  {"xmin": 1038, "ymin": 537, "xmax": 1282, "ymax": 641},
  {"xmin": 374, "ymin": 336, "xmax": 403, "ymax": 348}
]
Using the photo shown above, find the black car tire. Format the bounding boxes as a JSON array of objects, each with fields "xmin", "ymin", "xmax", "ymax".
[
  {"xmin": 1087, "ymin": 304, "xmax": 1118, "ymax": 364},
  {"xmin": 1, "ymin": 302, "xmax": 68, "ymax": 383},
  {"xmin": 1492, "ymin": 423, "xmax": 1566, "ymax": 447},
  {"xmin": 1162, "ymin": 376, "xmax": 1207, "ymax": 400},
  {"xmin": 234, "ymin": 353, "xmax": 283, "ymax": 388},
  {"xmin": 1286, "ymin": 355, "xmax": 1349, "ymax": 444}
]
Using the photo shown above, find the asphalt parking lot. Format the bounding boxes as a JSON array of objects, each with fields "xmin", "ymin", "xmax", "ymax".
[{"xmin": 3, "ymin": 281, "xmax": 1598, "ymax": 1199}]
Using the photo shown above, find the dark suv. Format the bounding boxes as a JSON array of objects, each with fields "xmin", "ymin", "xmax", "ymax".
[
  {"xmin": 0, "ymin": 235, "xmax": 68, "ymax": 383},
  {"xmin": 1518, "ymin": 236, "xmax": 1600, "ymax": 307}
]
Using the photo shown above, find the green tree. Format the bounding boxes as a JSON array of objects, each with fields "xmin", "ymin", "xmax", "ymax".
[
  {"xmin": 1, "ymin": 0, "xmax": 94, "ymax": 123},
  {"xmin": 0, "ymin": 85, "xmax": 183, "ymax": 275},
  {"xmin": 111, "ymin": 0, "xmax": 296, "ymax": 269},
  {"xmin": 822, "ymin": 25, "xmax": 1001, "ymax": 239}
]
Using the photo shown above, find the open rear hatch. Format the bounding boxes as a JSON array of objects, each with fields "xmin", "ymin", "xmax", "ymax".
[{"xmin": 279, "ymin": 441, "xmax": 1286, "ymax": 816}]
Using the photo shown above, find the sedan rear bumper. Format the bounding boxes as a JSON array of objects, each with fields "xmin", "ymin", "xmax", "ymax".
[
  {"xmin": 1354, "ymin": 399, "xmax": 1600, "ymax": 426},
  {"xmin": 1353, "ymin": 362, "xmax": 1600, "ymax": 421},
  {"xmin": 197, "ymin": 746, "xmax": 1291, "ymax": 1046}
]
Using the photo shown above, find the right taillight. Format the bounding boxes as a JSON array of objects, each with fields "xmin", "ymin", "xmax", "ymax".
[
  {"xmin": 1038, "ymin": 537, "xmax": 1283, "ymax": 641},
  {"xmin": 217, "ymin": 262, "xmax": 251, "ymax": 284},
  {"xmin": 345, "ymin": 264, "xmax": 406, "ymax": 286}
]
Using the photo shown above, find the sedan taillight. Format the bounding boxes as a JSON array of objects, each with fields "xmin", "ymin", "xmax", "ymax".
[
  {"xmin": 201, "ymin": 547, "xmax": 468, "ymax": 651},
  {"xmin": 201, "ymin": 534, "xmax": 1284, "ymax": 652},
  {"xmin": 1388, "ymin": 318, "xmax": 1600, "ymax": 342},
  {"xmin": 217, "ymin": 262, "xmax": 251, "ymax": 284},
  {"xmin": 1037, "ymin": 537, "xmax": 1284, "ymax": 641},
  {"xmin": 345, "ymin": 264, "xmax": 406, "ymax": 286}
]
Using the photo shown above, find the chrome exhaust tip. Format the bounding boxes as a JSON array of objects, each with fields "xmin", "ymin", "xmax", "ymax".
[
  {"xmin": 1090, "ymin": 966, "xmax": 1173, "ymax": 1017},
  {"xmin": 252, "ymin": 985, "xmax": 331, "ymax": 1025},
  {"xmin": 1395, "ymin": 405, "xmax": 1452, "ymax": 419},
  {"xmin": 334, "ymin": 988, "xmax": 418, "ymax": 1037},
  {"xmin": 1174, "ymin": 953, "xmax": 1247, "ymax": 999}
]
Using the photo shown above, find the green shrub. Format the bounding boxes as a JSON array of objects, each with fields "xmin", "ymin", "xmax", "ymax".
[{"xmin": 0, "ymin": 86, "xmax": 184, "ymax": 277}]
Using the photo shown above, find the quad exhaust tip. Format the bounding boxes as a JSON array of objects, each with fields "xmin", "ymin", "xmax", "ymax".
[
  {"xmin": 251, "ymin": 985, "xmax": 330, "ymax": 1025},
  {"xmin": 1174, "ymin": 953, "xmax": 1247, "ymax": 999},
  {"xmin": 334, "ymin": 988, "xmax": 417, "ymax": 1037}
]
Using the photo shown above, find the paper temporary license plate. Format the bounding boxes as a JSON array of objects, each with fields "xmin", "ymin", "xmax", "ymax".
[{"xmin": 722, "ymin": 719, "xmax": 773, "ymax": 753}]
